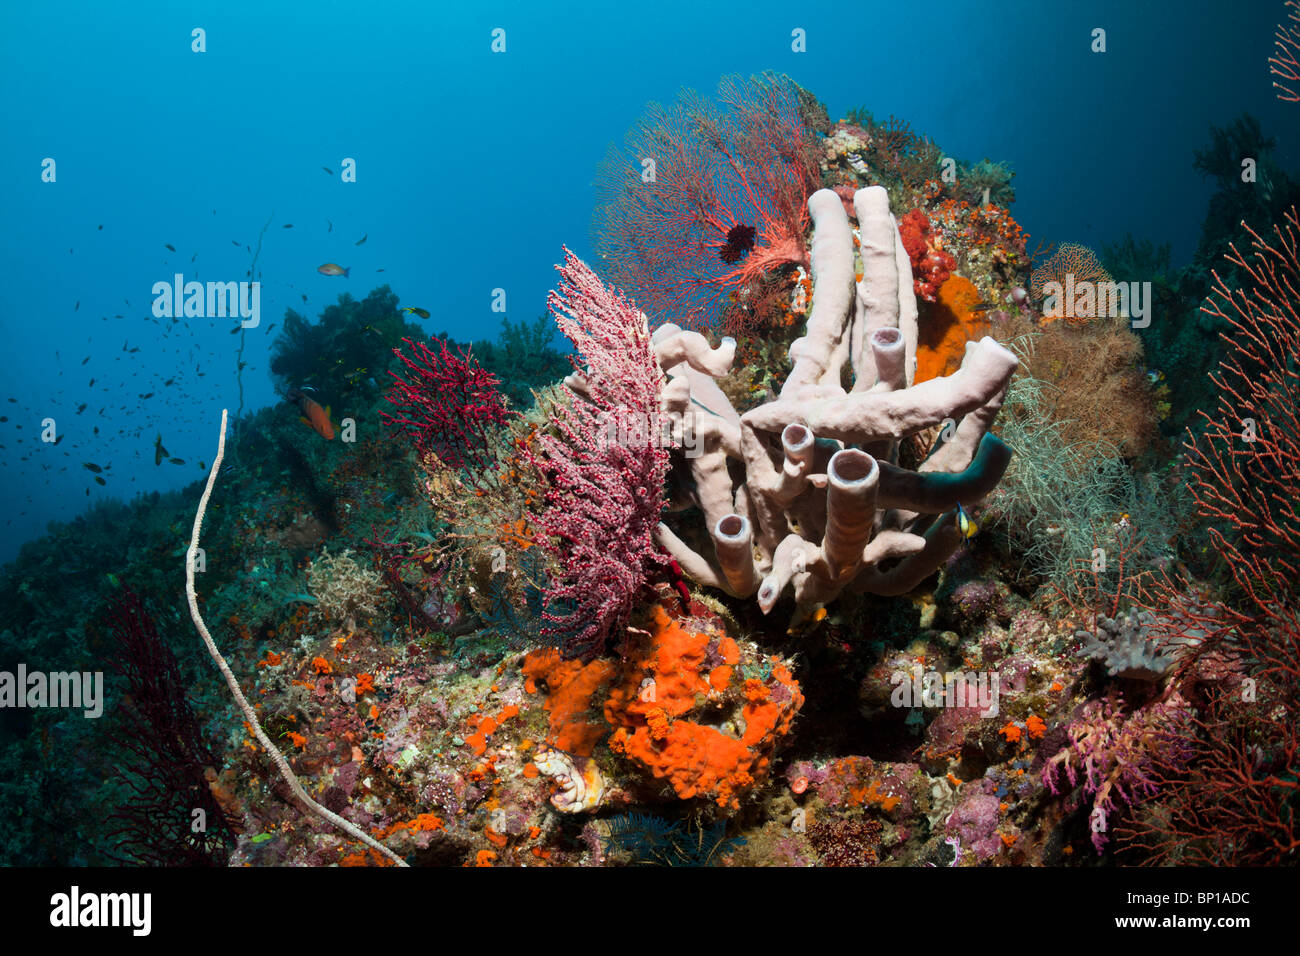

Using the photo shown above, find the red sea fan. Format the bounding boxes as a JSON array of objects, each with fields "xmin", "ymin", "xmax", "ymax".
[
  {"xmin": 381, "ymin": 337, "xmax": 512, "ymax": 474},
  {"xmin": 524, "ymin": 249, "xmax": 671, "ymax": 657},
  {"xmin": 592, "ymin": 72, "xmax": 821, "ymax": 331},
  {"xmin": 1185, "ymin": 206, "xmax": 1300, "ymax": 683}
]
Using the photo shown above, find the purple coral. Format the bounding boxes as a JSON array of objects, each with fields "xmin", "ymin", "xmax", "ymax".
[{"xmin": 1042, "ymin": 694, "xmax": 1194, "ymax": 853}]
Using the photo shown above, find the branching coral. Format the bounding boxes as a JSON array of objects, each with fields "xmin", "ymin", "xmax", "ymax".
[
  {"xmin": 1030, "ymin": 243, "xmax": 1114, "ymax": 323},
  {"xmin": 654, "ymin": 186, "xmax": 1019, "ymax": 615},
  {"xmin": 1043, "ymin": 694, "xmax": 1194, "ymax": 853},
  {"xmin": 522, "ymin": 250, "xmax": 671, "ymax": 657},
  {"xmin": 382, "ymin": 337, "xmax": 512, "ymax": 472},
  {"xmin": 1271, "ymin": 0, "xmax": 1300, "ymax": 103},
  {"xmin": 105, "ymin": 588, "xmax": 237, "ymax": 865}
]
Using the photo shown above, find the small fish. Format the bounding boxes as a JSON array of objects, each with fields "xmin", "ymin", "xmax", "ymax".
[
  {"xmin": 81, "ymin": 356, "xmax": 90, "ymax": 365},
  {"xmin": 88, "ymin": 379, "xmax": 95, "ymax": 387},
  {"xmin": 322, "ymin": 167, "xmax": 334, "ymax": 176},
  {"xmin": 94, "ymin": 476, "xmax": 106, "ymax": 486},
  {"xmin": 232, "ymin": 240, "xmax": 240, "ymax": 246},
  {"xmin": 1147, "ymin": 369, "xmax": 1164, "ymax": 384},
  {"xmin": 317, "ymin": 263, "xmax": 349, "ymax": 277},
  {"xmin": 154, "ymin": 434, "xmax": 169, "ymax": 466},
  {"xmin": 139, "ymin": 392, "xmax": 154, "ymax": 400},
  {"xmin": 327, "ymin": 219, "xmax": 333, "ymax": 232},
  {"xmin": 83, "ymin": 462, "xmax": 102, "ymax": 473},
  {"xmin": 199, "ymin": 460, "xmax": 206, "ymax": 470},
  {"xmin": 98, "ymin": 225, "xmax": 103, "ymax": 230},
  {"xmin": 283, "ymin": 223, "xmax": 294, "ymax": 229},
  {"xmin": 955, "ymin": 502, "xmax": 978, "ymax": 539},
  {"xmin": 230, "ymin": 325, "xmax": 241, "ymax": 334},
  {"xmin": 301, "ymin": 294, "xmax": 308, "ymax": 303},
  {"xmin": 355, "ymin": 234, "xmax": 367, "ymax": 246},
  {"xmin": 376, "ymin": 268, "xmax": 384, "ymax": 273},
  {"xmin": 74, "ymin": 300, "xmax": 80, "ymax": 311},
  {"xmin": 168, "ymin": 457, "xmax": 185, "ymax": 465},
  {"xmin": 77, "ymin": 403, "xmax": 87, "ymax": 414},
  {"xmin": 401, "ymin": 307, "xmax": 430, "ymax": 319},
  {"xmin": 165, "ymin": 243, "xmax": 176, "ymax": 252},
  {"xmin": 163, "ymin": 377, "xmax": 175, "ymax": 386}
]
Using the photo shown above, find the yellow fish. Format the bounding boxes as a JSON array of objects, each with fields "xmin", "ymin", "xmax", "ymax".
[
  {"xmin": 956, "ymin": 503, "xmax": 978, "ymax": 539},
  {"xmin": 401, "ymin": 307, "xmax": 430, "ymax": 319}
]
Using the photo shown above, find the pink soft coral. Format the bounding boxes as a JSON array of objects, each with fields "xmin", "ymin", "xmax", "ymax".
[{"xmin": 1043, "ymin": 694, "xmax": 1194, "ymax": 853}]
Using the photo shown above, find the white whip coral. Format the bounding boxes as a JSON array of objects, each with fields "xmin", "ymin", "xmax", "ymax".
[
  {"xmin": 186, "ymin": 409, "xmax": 407, "ymax": 866},
  {"xmin": 525, "ymin": 249, "xmax": 671, "ymax": 657}
]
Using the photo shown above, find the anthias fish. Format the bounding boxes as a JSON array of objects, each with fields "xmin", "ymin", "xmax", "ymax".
[{"xmin": 317, "ymin": 263, "xmax": 349, "ymax": 277}]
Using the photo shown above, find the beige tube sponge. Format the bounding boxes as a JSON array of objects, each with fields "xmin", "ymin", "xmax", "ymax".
[{"xmin": 651, "ymin": 186, "xmax": 1018, "ymax": 615}]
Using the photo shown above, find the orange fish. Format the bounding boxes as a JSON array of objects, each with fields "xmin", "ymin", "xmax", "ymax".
[
  {"xmin": 290, "ymin": 388, "xmax": 335, "ymax": 439},
  {"xmin": 317, "ymin": 263, "xmax": 349, "ymax": 277}
]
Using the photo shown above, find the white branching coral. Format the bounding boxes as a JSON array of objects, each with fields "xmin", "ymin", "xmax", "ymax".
[
  {"xmin": 306, "ymin": 547, "xmax": 385, "ymax": 624},
  {"xmin": 653, "ymin": 186, "xmax": 1019, "ymax": 615}
]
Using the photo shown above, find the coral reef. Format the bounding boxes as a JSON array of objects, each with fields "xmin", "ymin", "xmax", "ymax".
[{"xmin": 14, "ymin": 79, "xmax": 1296, "ymax": 873}]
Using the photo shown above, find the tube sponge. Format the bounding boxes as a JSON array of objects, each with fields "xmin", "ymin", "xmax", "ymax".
[{"xmin": 652, "ymin": 187, "xmax": 1017, "ymax": 615}]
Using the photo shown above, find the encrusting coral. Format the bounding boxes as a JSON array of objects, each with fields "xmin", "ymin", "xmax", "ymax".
[{"xmin": 653, "ymin": 186, "xmax": 1019, "ymax": 615}]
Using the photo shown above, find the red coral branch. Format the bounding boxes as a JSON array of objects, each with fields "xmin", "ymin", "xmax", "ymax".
[
  {"xmin": 1272, "ymin": 0, "xmax": 1300, "ymax": 103},
  {"xmin": 381, "ymin": 337, "xmax": 512, "ymax": 480},
  {"xmin": 1184, "ymin": 206, "xmax": 1300, "ymax": 685}
]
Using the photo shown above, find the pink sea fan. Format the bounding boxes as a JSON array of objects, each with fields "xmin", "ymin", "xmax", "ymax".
[{"xmin": 525, "ymin": 249, "xmax": 671, "ymax": 657}]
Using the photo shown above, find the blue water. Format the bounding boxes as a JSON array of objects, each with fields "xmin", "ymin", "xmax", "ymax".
[{"xmin": 1, "ymin": 0, "xmax": 1293, "ymax": 563}]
